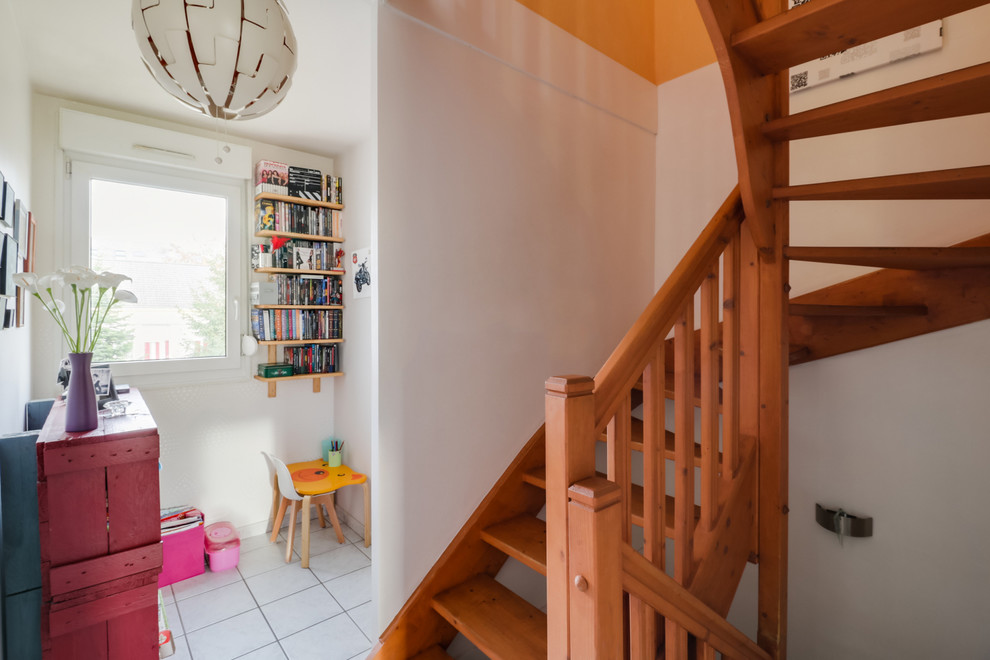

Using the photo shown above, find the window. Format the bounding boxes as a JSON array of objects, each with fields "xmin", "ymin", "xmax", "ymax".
[{"xmin": 68, "ymin": 158, "xmax": 244, "ymax": 381}]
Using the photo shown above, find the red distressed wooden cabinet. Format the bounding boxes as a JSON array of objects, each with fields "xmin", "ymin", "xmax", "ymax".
[{"xmin": 36, "ymin": 389, "xmax": 162, "ymax": 659}]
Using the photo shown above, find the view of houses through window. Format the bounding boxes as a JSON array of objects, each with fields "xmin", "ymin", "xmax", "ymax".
[{"xmin": 88, "ymin": 179, "xmax": 228, "ymax": 364}]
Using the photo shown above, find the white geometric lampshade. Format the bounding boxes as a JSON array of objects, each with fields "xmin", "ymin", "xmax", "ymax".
[{"xmin": 132, "ymin": 0, "xmax": 297, "ymax": 120}]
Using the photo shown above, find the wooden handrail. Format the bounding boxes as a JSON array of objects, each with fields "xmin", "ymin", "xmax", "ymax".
[
  {"xmin": 622, "ymin": 544, "xmax": 771, "ymax": 660},
  {"xmin": 593, "ymin": 186, "xmax": 744, "ymax": 429}
]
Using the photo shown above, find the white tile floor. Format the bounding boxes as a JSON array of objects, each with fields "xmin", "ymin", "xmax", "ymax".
[{"xmin": 161, "ymin": 521, "xmax": 373, "ymax": 660}]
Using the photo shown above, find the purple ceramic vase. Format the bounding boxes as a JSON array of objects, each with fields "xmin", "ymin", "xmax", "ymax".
[{"xmin": 65, "ymin": 352, "xmax": 98, "ymax": 433}]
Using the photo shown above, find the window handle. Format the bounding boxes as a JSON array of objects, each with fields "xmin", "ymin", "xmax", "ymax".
[{"xmin": 233, "ymin": 298, "xmax": 239, "ymax": 321}]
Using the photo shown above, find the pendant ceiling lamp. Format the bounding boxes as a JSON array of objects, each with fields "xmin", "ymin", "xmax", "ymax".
[{"xmin": 132, "ymin": 0, "xmax": 297, "ymax": 120}]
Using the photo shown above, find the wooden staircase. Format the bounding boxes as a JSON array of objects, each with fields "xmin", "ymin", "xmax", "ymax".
[{"xmin": 372, "ymin": 1, "xmax": 990, "ymax": 658}]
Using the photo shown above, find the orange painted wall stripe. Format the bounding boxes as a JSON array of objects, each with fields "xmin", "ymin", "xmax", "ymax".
[
  {"xmin": 515, "ymin": 0, "xmax": 658, "ymax": 82},
  {"xmin": 517, "ymin": 0, "xmax": 716, "ymax": 85},
  {"xmin": 655, "ymin": 0, "xmax": 717, "ymax": 84}
]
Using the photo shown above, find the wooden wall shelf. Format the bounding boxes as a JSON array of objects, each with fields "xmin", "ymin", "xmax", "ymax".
[
  {"xmin": 255, "ymin": 193, "xmax": 343, "ymax": 210},
  {"xmin": 255, "ymin": 229, "xmax": 345, "ymax": 243},
  {"xmin": 254, "ymin": 372, "xmax": 344, "ymax": 397}
]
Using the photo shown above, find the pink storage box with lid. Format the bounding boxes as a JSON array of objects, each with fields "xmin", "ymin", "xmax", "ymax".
[{"xmin": 204, "ymin": 521, "xmax": 241, "ymax": 571}]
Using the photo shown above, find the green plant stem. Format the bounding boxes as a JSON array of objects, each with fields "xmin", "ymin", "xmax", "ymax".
[
  {"xmin": 87, "ymin": 288, "xmax": 106, "ymax": 353},
  {"xmin": 71, "ymin": 284, "xmax": 83, "ymax": 353},
  {"xmin": 33, "ymin": 292, "xmax": 73, "ymax": 346},
  {"xmin": 88, "ymin": 292, "xmax": 117, "ymax": 353}
]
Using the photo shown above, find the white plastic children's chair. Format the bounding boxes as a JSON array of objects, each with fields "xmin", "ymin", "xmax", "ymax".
[{"xmin": 260, "ymin": 451, "xmax": 345, "ymax": 567}]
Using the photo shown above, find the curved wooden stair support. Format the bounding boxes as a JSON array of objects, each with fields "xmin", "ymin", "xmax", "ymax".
[{"xmin": 373, "ymin": 1, "xmax": 990, "ymax": 658}]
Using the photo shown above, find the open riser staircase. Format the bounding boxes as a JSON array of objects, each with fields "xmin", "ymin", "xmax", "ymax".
[{"xmin": 372, "ymin": 0, "xmax": 990, "ymax": 658}]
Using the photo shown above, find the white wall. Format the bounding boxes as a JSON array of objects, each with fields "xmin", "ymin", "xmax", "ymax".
[
  {"xmin": 655, "ymin": 63, "xmax": 737, "ymax": 289},
  {"xmin": 333, "ymin": 0, "xmax": 378, "ymax": 542},
  {"xmin": 29, "ymin": 95, "xmax": 374, "ymax": 535},
  {"xmin": 0, "ymin": 0, "xmax": 33, "ymax": 434},
  {"xmin": 656, "ymin": 7, "xmax": 990, "ymax": 659},
  {"xmin": 376, "ymin": 0, "xmax": 658, "ymax": 631}
]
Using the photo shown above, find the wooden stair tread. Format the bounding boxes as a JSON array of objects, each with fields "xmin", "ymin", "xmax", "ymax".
[
  {"xmin": 628, "ymin": 483, "xmax": 699, "ymax": 537},
  {"xmin": 789, "ymin": 303, "xmax": 928, "ymax": 318},
  {"xmin": 432, "ymin": 575, "xmax": 547, "ymax": 660},
  {"xmin": 600, "ymin": 419, "xmax": 711, "ymax": 466},
  {"xmin": 764, "ymin": 62, "xmax": 990, "ymax": 141},
  {"xmin": 785, "ymin": 246, "xmax": 990, "ymax": 270},
  {"xmin": 522, "ymin": 466, "xmax": 546, "ymax": 490},
  {"xmin": 410, "ymin": 646, "xmax": 455, "ymax": 660},
  {"xmin": 480, "ymin": 515, "xmax": 547, "ymax": 576},
  {"xmin": 521, "ymin": 466, "xmax": 696, "ymax": 538},
  {"xmin": 773, "ymin": 165, "xmax": 990, "ymax": 201},
  {"xmin": 731, "ymin": 0, "xmax": 987, "ymax": 74}
]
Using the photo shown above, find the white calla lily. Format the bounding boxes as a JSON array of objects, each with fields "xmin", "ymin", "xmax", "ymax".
[
  {"xmin": 28, "ymin": 265, "xmax": 137, "ymax": 354},
  {"xmin": 62, "ymin": 270, "xmax": 99, "ymax": 291},
  {"xmin": 97, "ymin": 271, "xmax": 131, "ymax": 290},
  {"xmin": 37, "ymin": 273, "xmax": 63, "ymax": 291},
  {"xmin": 12, "ymin": 272, "xmax": 38, "ymax": 292},
  {"xmin": 113, "ymin": 289, "xmax": 138, "ymax": 304}
]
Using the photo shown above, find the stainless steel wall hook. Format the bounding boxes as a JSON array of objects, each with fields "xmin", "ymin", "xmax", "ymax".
[{"xmin": 816, "ymin": 503, "xmax": 873, "ymax": 542}]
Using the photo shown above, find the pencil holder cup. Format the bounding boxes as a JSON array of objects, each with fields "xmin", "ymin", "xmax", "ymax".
[
  {"xmin": 321, "ymin": 439, "xmax": 335, "ymax": 463},
  {"xmin": 327, "ymin": 451, "xmax": 342, "ymax": 467}
]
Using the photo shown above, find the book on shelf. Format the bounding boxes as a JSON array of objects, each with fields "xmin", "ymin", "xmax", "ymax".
[
  {"xmin": 293, "ymin": 246, "xmax": 315, "ymax": 271},
  {"xmin": 256, "ymin": 198, "xmax": 276, "ymax": 232},
  {"xmin": 255, "ymin": 160, "xmax": 288, "ymax": 196},
  {"xmin": 262, "ymin": 200, "xmax": 340, "ymax": 238},
  {"xmin": 250, "ymin": 308, "xmax": 343, "ymax": 342},
  {"xmin": 285, "ymin": 343, "xmax": 341, "ymax": 375},
  {"xmin": 324, "ymin": 175, "xmax": 344, "ymax": 205},
  {"xmin": 288, "ymin": 166, "xmax": 322, "ymax": 201}
]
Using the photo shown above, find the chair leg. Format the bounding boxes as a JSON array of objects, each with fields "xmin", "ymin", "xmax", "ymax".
[
  {"xmin": 285, "ymin": 501, "xmax": 299, "ymax": 563},
  {"xmin": 317, "ymin": 502, "xmax": 327, "ymax": 528},
  {"xmin": 324, "ymin": 494, "xmax": 346, "ymax": 544},
  {"xmin": 271, "ymin": 497, "xmax": 288, "ymax": 544},
  {"xmin": 363, "ymin": 481, "xmax": 371, "ymax": 548},
  {"xmin": 302, "ymin": 495, "xmax": 313, "ymax": 569},
  {"xmin": 267, "ymin": 482, "xmax": 280, "ymax": 536}
]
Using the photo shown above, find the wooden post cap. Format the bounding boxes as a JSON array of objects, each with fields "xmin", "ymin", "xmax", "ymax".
[
  {"xmin": 545, "ymin": 375, "xmax": 595, "ymax": 397},
  {"xmin": 568, "ymin": 477, "xmax": 622, "ymax": 510}
]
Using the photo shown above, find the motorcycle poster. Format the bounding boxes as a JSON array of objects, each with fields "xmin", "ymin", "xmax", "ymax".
[{"xmin": 351, "ymin": 247, "xmax": 373, "ymax": 299}]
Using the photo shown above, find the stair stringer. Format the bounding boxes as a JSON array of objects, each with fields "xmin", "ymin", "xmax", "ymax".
[
  {"xmin": 790, "ymin": 232, "xmax": 990, "ymax": 365},
  {"xmin": 373, "ymin": 426, "xmax": 547, "ymax": 659}
]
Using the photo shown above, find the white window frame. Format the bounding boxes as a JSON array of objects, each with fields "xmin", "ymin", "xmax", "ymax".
[{"xmin": 66, "ymin": 155, "xmax": 246, "ymax": 385}]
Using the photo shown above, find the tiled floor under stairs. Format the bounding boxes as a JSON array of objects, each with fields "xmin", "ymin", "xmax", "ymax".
[{"xmin": 161, "ymin": 521, "xmax": 373, "ymax": 660}]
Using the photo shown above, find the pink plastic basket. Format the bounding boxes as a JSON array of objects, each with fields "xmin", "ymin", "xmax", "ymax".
[{"xmin": 204, "ymin": 521, "xmax": 241, "ymax": 571}]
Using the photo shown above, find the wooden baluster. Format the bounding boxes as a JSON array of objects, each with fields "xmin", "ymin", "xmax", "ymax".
[
  {"xmin": 740, "ymin": 223, "xmax": 761, "ymax": 563},
  {"xmin": 700, "ymin": 262, "xmax": 720, "ymax": 530},
  {"xmin": 546, "ymin": 376, "xmax": 597, "ymax": 660},
  {"xmin": 758, "ymin": 197, "xmax": 790, "ymax": 660},
  {"xmin": 607, "ymin": 396, "xmax": 632, "ymax": 658},
  {"xmin": 630, "ymin": 348, "xmax": 665, "ymax": 659},
  {"xmin": 567, "ymin": 477, "xmax": 623, "ymax": 659},
  {"xmin": 667, "ymin": 300, "xmax": 695, "ymax": 658},
  {"xmin": 723, "ymin": 231, "xmax": 742, "ymax": 479},
  {"xmin": 606, "ymin": 397, "xmax": 632, "ymax": 543}
]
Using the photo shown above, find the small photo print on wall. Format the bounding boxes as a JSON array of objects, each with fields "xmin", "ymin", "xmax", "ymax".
[{"xmin": 351, "ymin": 247, "xmax": 372, "ymax": 299}]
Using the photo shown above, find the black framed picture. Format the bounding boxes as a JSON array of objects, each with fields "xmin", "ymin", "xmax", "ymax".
[
  {"xmin": 0, "ymin": 180, "xmax": 12, "ymax": 234},
  {"xmin": 0, "ymin": 234, "xmax": 16, "ymax": 296},
  {"xmin": 13, "ymin": 200, "xmax": 28, "ymax": 258}
]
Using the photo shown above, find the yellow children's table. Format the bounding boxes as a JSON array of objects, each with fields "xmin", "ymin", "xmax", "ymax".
[{"xmin": 286, "ymin": 459, "xmax": 370, "ymax": 548}]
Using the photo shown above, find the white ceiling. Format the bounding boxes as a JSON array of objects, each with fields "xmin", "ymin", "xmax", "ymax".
[{"xmin": 11, "ymin": 0, "xmax": 375, "ymax": 158}]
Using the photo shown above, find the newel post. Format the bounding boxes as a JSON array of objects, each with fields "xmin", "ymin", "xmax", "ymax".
[
  {"xmin": 567, "ymin": 477, "xmax": 623, "ymax": 658},
  {"xmin": 545, "ymin": 376, "xmax": 596, "ymax": 660}
]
